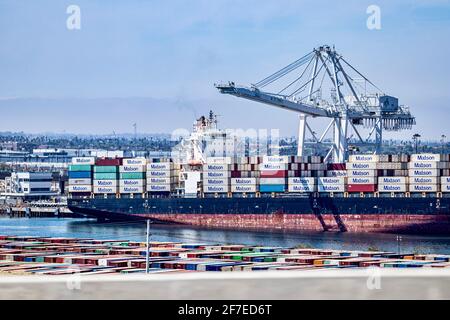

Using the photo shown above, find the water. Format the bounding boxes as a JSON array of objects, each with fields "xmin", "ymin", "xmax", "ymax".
[{"xmin": 2, "ymin": 217, "xmax": 450, "ymax": 254}]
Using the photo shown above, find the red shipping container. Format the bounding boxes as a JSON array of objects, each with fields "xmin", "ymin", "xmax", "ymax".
[
  {"xmin": 231, "ymin": 171, "xmax": 241, "ymax": 178},
  {"xmin": 260, "ymin": 170, "xmax": 287, "ymax": 178},
  {"xmin": 347, "ymin": 184, "xmax": 377, "ymax": 193},
  {"xmin": 95, "ymin": 158, "xmax": 123, "ymax": 166},
  {"xmin": 327, "ymin": 163, "xmax": 346, "ymax": 170}
]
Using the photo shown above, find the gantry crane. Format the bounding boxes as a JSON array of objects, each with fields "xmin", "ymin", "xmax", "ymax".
[{"xmin": 215, "ymin": 45, "xmax": 415, "ymax": 162}]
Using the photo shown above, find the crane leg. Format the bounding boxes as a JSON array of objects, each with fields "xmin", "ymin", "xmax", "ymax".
[{"xmin": 297, "ymin": 114, "xmax": 307, "ymax": 157}]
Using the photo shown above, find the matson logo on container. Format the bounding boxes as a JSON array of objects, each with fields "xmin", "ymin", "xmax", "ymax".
[
  {"xmin": 348, "ymin": 155, "xmax": 379, "ymax": 163},
  {"xmin": 93, "ymin": 180, "xmax": 117, "ymax": 187},
  {"xmin": 123, "ymin": 158, "xmax": 147, "ymax": 166},
  {"xmin": 72, "ymin": 157, "xmax": 95, "ymax": 165},
  {"xmin": 408, "ymin": 162, "xmax": 438, "ymax": 169},
  {"xmin": 408, "ymin": 169, "xmax": 439, "ymax": 177},
  {"xmin": 147, "ymin": 163, "xmax": 173, "ymax": 171},
  {"xmin": 410, "ymin": 177, "xmax": 437, "ymax": 184},
  {"xmin": 148, "ymin": 177, "xmax": 172, "ymax": 184},
  {"xmin": 347, "ymin": 162, "xmax": 377, "ymax": 170},
  {"xmin": 348, "ymin": 177, "xmax": 376, "ymax": 184},
  {"xmin": 203, "ymin": 178, "xmax": 229, "ymax": 185},
  {"xmin": 259, "ymin": 163, "xmax": 287, "ymax": 171},
  {"xmin": 119, "ymin": 179, "xmax": 144, "ymax": 187},
  {"xmin": 231, "ymin": 178, "xmax": 256, "ymax": 185},
  {"xmin": 378, "ymin": 185, "xmax": 407, "ymax": 192},
  {"xmin": 205, "ymin": 171, "xmax": 230, "ymax": 178},
  {"xmin": 203, "ymin": 164, "xmax": 229, "ymax": 171},
  {"xmin": 318, "ymin": 177, "xmax": 345, "ymax": 185},
  {"xmin": 120, "ymin": 165, "xmax": 145, "ymax": 172},
  {"xmin": 68, "ymin": 185, "xmax": 92, "ymax": 192},
  {"xmin": 318, "ymin": 185, "xmax": 345, "ymax": 192},
  {"xmin": 147, "ymin": 171, "xmax": 171, "ymax": 178},
  {"xmin": 378, "ymin": 177, "xmax": 406, "ymax": 184},
  {"xmin": 231, "ymin": 185, "xmax": 257, "ymax": 193},
  {"xmin": 204, "ymin": 185, "xmax": 229, "ymax": 193},
  {"xmin": 288, "ymin": 185, "xmax": 316, "ymax": 192},
  {"xmin": 410, "ymin": 154, "xmax": 441, "ymax": 162},
  {"xmin": 347, "ymin": 170, "xmax": 377, "ymax": 177},
  {"xmin": 119, "ymin": 186, "xmax": 144, "ymax": 193},
  {"xmin": 262, "ymin": 156, "xmax": 289, "ymax": 164},
  {"xmin": 409, "ymin": 184, "xmax": 438, "ymax": 192},
  {"xmin": 93, "ymin": 186, "xmax": 117, "ymax": 194},
  {"xmin": 147, "ymin": 185, "xmax": 170, "ymax": 192}
]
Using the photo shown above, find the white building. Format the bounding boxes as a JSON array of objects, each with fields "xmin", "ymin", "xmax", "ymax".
[{"xmin": 2, "ymin": 172, "xmax": 58, "ymax": 199}]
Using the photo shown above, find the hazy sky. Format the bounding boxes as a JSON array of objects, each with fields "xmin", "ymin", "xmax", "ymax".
[{"xmin": 0, "ymin": 0, "xmax": 449, "ymax": 140}]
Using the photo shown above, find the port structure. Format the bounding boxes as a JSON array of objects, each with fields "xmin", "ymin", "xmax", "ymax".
[{"xmin": 215, "ymin": 45, "xmax": 415, "ymax": 162}]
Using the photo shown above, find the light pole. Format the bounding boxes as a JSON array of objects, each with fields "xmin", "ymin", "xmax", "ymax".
[
  {"xmin": 441, "ymin": 135, "xmax": 446, "ymax": 154},
  {"xmin": 412, "ymin": 134, "xmax": 421, "ymax": 154}
]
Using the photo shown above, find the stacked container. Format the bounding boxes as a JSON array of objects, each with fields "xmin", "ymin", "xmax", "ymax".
[
  {"xmin": 146, "ymin": 159, "xmax": 179, "ymax": 194},
  {"xmin": 203, "ymin": 157, "xmax": 232, "ymax": 194},
  {"xmin": 377, "ymin": 155, "xmax": 409, "ymax": 193},
  {"xmin": 409, "ymin": 154, "xmax": 441, "ymax": 193},
  {"xmin": 317, "ymin": 177, "xmax": 346, "ymax": 193},
  {"xmin": 288, "ymin": 177, "xmax": 316, "ymax": 193},
  {"xmin": 120, "ymin": 158, "xmax": 146, "ymax": 195},
  {"xmin": 259, "ymin": 156, "xmax": 288, "ymax": 193},
  {"xmin": 93, "ymin": 158, "xmax": 121, "ymax": 195},
  {"xmin": 347, "ymin": 155, "xmax": 378, "ymax": 192},
  {"xmin": 68, "ymin": 157, "xmax": 94, "ymax": 194}
]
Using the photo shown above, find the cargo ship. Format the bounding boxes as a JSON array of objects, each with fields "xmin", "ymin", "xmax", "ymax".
[{"xmin": 67, "ymin": 112, "xmax": 450, "ymax": 235}]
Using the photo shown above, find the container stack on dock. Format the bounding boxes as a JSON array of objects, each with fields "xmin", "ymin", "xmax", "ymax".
[
  {"xmin": 68, "ymin": 157, "xmax": 94, "ymax": 195},
  {"xmin": 119, "ymin": 158, "xmax": 146, "ymax": 196},
  {"xmin": 146, "ymin": 159, "xmax": 179, "ymax": 194}
]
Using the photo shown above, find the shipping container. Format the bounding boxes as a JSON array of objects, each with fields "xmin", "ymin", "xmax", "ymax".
[
  {"xmin": 441, "ymin": 177, "xmax": 450, "ymax": 185},
  {"xmin": 347, "ymin": 170, "xmax": 377, "ymax": 177},
  {"xmin": 68, "ymin": 165, "xmax": 92, "ymax": 172},
  {"xmin": 95, "ymin": 158, "xmax": 122, "ymax": 166},
  {"xmin": 206, "ymin": 157, "xmax": 233, "ymax": 164},
  {"xmin": 123, "ymin": 158, "xmax": 147, "ymax": 166},
  {"xmin": 288, "ymin": 185, "xmax": 316, "ymax": 192},
  {"xmin": 68, "ymin": 171, "xmax": 91, "ymax": 179},
  {"xmin": 203, "ymin": 185, "xmax": 229, "ymax": 193},
  {"xmin": 408, "ymin": 169, "xmax": 439, "ymax": 177},
  {"xmin": 378, "ymin": 177, "xmax": 407, "ymax": 184},
  {"xmin": 260, "ymin": 170, "xmax": 286, "ymax": 178},
  {"xmin": 378, "ymin": 184, "xmax": 407, "ymax": 192},
  {"xmin": 93, "ymin": 180, "xmax": 117, "ymax": 187},
  {"xmin": 262, "ymin": 155, "xmax": 289, "ymax": 164},
  {"xmin": 408, "ymin": 162, "xmax": 438, "ymax": 169},
  {"xmin": 318, "ymin": 177, "xmax": 345, "ymax": 185},
  {"xmin": 69, "ymin": 178, "xmax": 91, "ymax": 185},
  {"xmin": 147, "ymin": 163, "xmax": 174, "ymax": 171},
  {"xmin": 147, "ymin": 177, "xmax": 174, "ymax": 185},
  {"xmin": 259, "ymin": 184, "xmax": 285, "ymax": 193},
  {"xmin": 348, "ymin": 184, "xmax": 377, "ymax": 193},
  {"xmin": 93, "ymin": 173, "xmax": 117, "ymax": 180},
  {"xmin": 119, "ymin": 179, "xmax": 145, "ymax": 187},
  {"xmin": 72, "ymin": 157, "xmax": 95, "ymax": 165},
  {"xmin": 347, "ymin": 162, "xmax": 377, "ymax": 170},
  {"xmin": 119, "ymin": 186, "xmax": 145, "ymax": 194},
  {"xmin": 318, "ymin": 184, "xmax": 345, "ymax": 192},
  {"xmin": 409, "ymin": 184, "xmax": 438, "ymax": 192},
  {"xmin": 146, "ymin": 171, "xmax": 173, "ymax": 178},
  {"xmin": 259, "ymin": 163, "xmax": 288, "ymax": 171},
  {"xmin": 259, "ymin": 178, "xmax": 286, "ymax": 185},
  {"xmin": 94, "ymin": 166, "xmax": 118, "ymax": 173},
  {"xmin": 326, "ymin": 170, "xmax": 347, "ymax": 177},
  {"xmin": 147, "ymin": 185, "xmax": 171, "ymax": 192},
  {"xmin": 119, "ymin": 165, "xmax": 146, "ymax": 173},
  {"xmin": 231, "ymin": 178, "xmax": 257, "ymax": 185},
  {"xmin": 410, "ymin": 154, "xmax": 442, "ymax": 162},
  {"xmin": 348, "ymin": 177, "xmax": 376, "ymax": 184},
  {"xmin": 231, "ymin": 185, "xmax": 257, "ymax": 193},
  {"xmin": 68, "ymin": 185, "xmax": 92, "ymax": 193},
  {"xmin": 120, "ymin": 172, "xmax": 145, "ymax": 180},
  {"xmin": 288, "ymin": 177, "xmax": 316, "ymax": 185},
  {"xmin": 203, "ymin": 178, "xmax": 229, "ymax": 186},
  {"xmin": 348, "ymin": 155, "xmax": 379, "ymax": 163},
  {"xmin": 410, "ymin": 177, "xmax": 438, "ymax": 184},
  {"xmin": 93, "ymin": 186, "xmax": 117, "ymax": 194},
  {"xmin": 203, "ymin": 164, "xmax": 231, "ymax": 171}
]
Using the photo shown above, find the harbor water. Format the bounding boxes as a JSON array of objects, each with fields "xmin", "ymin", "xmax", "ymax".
[{"xmin": 1, "ymin": 217, "xmax": 450, "ymax": 254}]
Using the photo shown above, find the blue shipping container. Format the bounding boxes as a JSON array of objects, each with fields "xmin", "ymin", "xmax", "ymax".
[
  {"xmin": 68, "ymin": 171, "xmax": 92, "ymax": 179},
  {"xmin": 259, "ymin": 184, "xmax": 285, "ymax": 193}
]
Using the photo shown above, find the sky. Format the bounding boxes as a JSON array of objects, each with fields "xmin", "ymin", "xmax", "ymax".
[{"xmin": 0, "ymin": 0, "xmax": 449, "ymax": 140}]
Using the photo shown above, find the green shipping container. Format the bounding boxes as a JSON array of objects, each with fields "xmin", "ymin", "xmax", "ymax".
[
  {"xmin": 94, "ymin": 173, "xmax": 118, "ymax": 180},
  {"xmin": 94, "ymin": 166, "xmax": 118, "ymax": 173},
  {"xmin": 120, "ymin": 172, "xmax": 145, "ymax": 179},
  {"xmin": 69, "ymin": 164, "xmax": 92, "ymax": 172}
]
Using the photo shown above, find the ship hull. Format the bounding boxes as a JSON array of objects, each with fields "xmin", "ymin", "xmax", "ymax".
[{"xmin": 67, "ymin": 197, "xmax": 450, "ymax": 235}]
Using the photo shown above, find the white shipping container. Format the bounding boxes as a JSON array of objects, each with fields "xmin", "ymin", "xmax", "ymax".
[
  {"xmin": 318, "ymin": 177, "xmax": 345, "ymax": 185},
  {"xmin": 262, "ymin": 155, "xmax": 289, "ymax": 164},
  {"xmin": 410, "ymin": 177, "xmax": 438, "ymax": 184},
  {"xmin": 69, "ymin": 185, "xmax": 92, "ymax": 193},
  {"xmin": 203, "ymin": 178, "xmax": 229, "ymax": 186},
  {"xmin": 147, "ymin": 163, "xmax": 173, "ymax": 171},
  {"xmin": 441, "ymin": 177, "xmax": 450, "ymax": 185},
  {"xmin": 231, "ymin": 185, "xmax": 257, "ymax": 193},
  {"xmin": 146, "ymin": 171, "xmax": 172, "ymax": 178},
  {"xmin": 348, "ymin": 155, "xmax": 379, "ymax": 163},
  {"xmin": 72, "ymin": 157, "xmax": 95, "ymax": 165},
  {"xmin": 107, "ymin": 151, "xmax": 124, "ymax": 158},
  {"xmin": 93, "ymin": 180, "xmax": 117, "ymax": 187},
  {"xmin": 147, "ymin": 184, "xmax": 171, "ymax": 192},
  {"xmin": 378, "ymin": 184, "xmax": 407, "ymax": 192},
  {"xmin": 119, "ymin": 165, "xmax": 146, "ymax": 173},
  {"xmin": 408, "ymin": 162, "xmax": 438, "ymax": 169},
  {"xmin": 259, "ymin": 178, "xmax": 286, "ymax": 185},
  {"xmin": 326, "ymin": 170, "xmax": 347, "ymax": 177},
  {"xmin": 347, "ymin": 162, "xmax": 377, "ymax": 170},
  {"xmin": 119, "ymin": 179, "xmax": 144, "ymax": 187},
  {"xmin": 441, "ymin": 185, "xmax": 450, "ymax": 192},
  {"xmin": 410, "ymin": 154, "xmax": 441, "ymax": 162},
  {"xmin": 288, "ymin": 184, "xmax": 316, "ymax": 192},
  {"xmin": 204, "ymin": 171, "xmax": 231, "ymax": 179},
  {"xmin": 348, "ymin": 177, "xmax": 376, "ymax": 184},
  {"xmin": 203, "ymin": 185, "xmax": 229, "ymax": 193},
  {"xmin": 147, "ymin": 177, "xmax": 173, "ymax": 185},
  {"xmin": 231, "ymin": 178, "xmax": 257, "ymax": 185},
  {"xmin": 119, "ymin": 186, "xmax": 145, "ymax": 194},
  {"xmin": 93, "ymin": 186, "xmax": 117, "ymax": 194},
  {"xmin": 318, "ymin": 184, "xmax": 346, "ymax": 192},
  {"xmin": 203, "ymin": 164, "xmax": 231, "ymax": 171},
  {"xmin": 409, "ymin": 184, "xmax": 438, "ymax": 193},
  {"xmin": 378, "ymin": 177, "xmax": 407, "ymax": 184},
  {"xmin": 259, "ymin": 163, "xmax": 288, "ymax": 171},
  {"xmin": 408, "ymin": 169, "xmax": 439, "ymax": 177},
  {"xmin": 206, "ymin": 157, "xmax": 233, "ymax": 164},
  {"xmin": 347, "ymin": 170, "xmax": 377, "ymax": 177},
  {"xmin": 69, "ymin": 178, "xmax": 91, "ymax": 185},
  {"xmin": 288, "ymin": 177, "xmax": 316, "ymax": 185},
  {"xmin": 123, "ymin": 158, "xmax": 147, "ymax": 166}
]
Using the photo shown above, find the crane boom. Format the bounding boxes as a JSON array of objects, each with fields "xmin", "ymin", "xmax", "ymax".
[{"xmin": 215, "ymin": 83, "xmax": 330, "ymax": 117}]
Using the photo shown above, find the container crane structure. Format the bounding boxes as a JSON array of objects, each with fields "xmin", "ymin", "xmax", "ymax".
[{"xmin": 215, "ymin": 45, "xmax": 415, "ymax": 162}]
